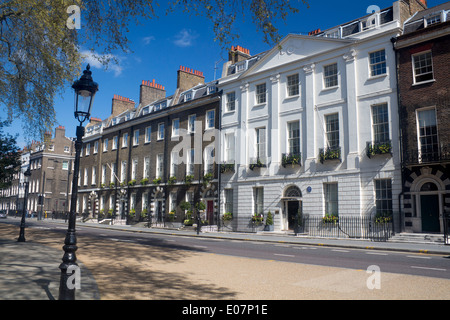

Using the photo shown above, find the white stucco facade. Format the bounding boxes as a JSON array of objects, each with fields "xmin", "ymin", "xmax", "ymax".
[{"xmin": 218, "ymin": 7, "xmax": 404, "ymax": 232}]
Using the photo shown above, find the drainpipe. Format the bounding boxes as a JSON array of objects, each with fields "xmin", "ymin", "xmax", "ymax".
[{"xmin": 391, "ymin": 36, "xmax": 403, "ymax": 234}]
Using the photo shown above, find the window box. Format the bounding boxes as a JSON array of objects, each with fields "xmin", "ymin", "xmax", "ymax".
[
  {"xmin": 282, "ymin": 153, "xmax": 301, "ymax": 168},
  {"xmin": 153, "ymin": 177, "xmax": 162, "ymax": 185},
  {"xmin": 319, "ymin": 146, "xmax": 341, "ymax": 164},
  {"xmin": 128, "ymin": 179, "xmax": 137, "ymax": 186},
  {"xmin": 220, "ymin": 162, "xmax": 235, "ymax": 173},
  {"xmin": 168, "ymin": 176, "xmax": 177, "ymax": 185},
  {"xmin": 249, "ymin": 157, "xmax": 267, "ymax": 170},
  {"xmin": 366, "ymin": 140, "xmax": 392, "ymax": 158}
]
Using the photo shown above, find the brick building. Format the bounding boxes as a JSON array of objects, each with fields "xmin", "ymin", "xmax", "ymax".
[
  {"xmin": 394, "ymin": 2, "xmax": 450, "ymax": 233},
  {"xmin": 78, "ymin": 67, "xmax": 220, "ymax": 227},
  {"xmin": 25, "ymin": 126, "xmax": 75, "ymax": 216}
]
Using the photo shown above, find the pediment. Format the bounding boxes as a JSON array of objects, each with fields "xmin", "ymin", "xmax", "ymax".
[{"xmin": 243, "ymin": 34, "xmax": 355, "ymax": 76}]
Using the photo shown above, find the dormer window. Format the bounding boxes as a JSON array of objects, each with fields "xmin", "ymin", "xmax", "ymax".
[
  {"xmin": 236, "ymin": 61, "xmax": 246, "ymax": 73},
  {"xmin": 185, "ymin": 92, "xmax": 192, "ymax": 101},
  {"xmin": 207, "ymin": 86, "xmax": 216, "ymax": 94},
  {"xmin": 361, "ymin": 14, "xmax": 378, "ymax": 31},
  {"xmin": 425, "ymin": 14, "xmax": 441, "ymax": 26}
]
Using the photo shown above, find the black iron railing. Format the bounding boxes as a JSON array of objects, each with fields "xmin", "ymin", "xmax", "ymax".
[
  {"xmin": 296, "ymin": 214, "xmax": 394, "ymax": 241},
  {"xmin": 403, "ymin": 145, "xmax": 450, "ymax": 166}
]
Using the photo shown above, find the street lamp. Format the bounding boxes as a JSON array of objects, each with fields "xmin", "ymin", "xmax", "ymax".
[
  {"xmin": 17, "ymin": 167, "xmax": 31, "ymax": 242},
  {"xmin": 58, "ymin": 65, "xmax": 98, "ymax": 300}
]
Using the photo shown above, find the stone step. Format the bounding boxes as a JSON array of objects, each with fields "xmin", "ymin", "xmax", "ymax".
[{"xmin": 388, "ymin": 232, "xmax": 444, "ymax": 244}]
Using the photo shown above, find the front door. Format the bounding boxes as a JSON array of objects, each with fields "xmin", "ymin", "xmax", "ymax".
[
  {"xmin": 421, "ymin": 194, "xmax": 440, "ymax": 232},
  {"xmin": 287, "ymin": 201, "xmax": 300, "ymax": 230},
  {"xmin": 206, "ymin": 200, "xmax": 214, "ymax": 225}
]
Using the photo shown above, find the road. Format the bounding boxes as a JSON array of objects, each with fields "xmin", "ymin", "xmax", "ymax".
[{"xmin": 1, "ymin": 218, "xmax": 450, "ymax": 300}]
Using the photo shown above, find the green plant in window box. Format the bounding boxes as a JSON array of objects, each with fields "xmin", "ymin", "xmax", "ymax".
[
  {"xmin": 322, "ymin": 213, "xmax": 339, "ymax": 224},
  {"xmin": 168, "ymin": 176, "xmax": 177, "ymax": 185}
]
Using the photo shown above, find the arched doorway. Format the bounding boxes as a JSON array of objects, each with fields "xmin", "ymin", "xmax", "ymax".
[{"xmin": 282, "ymin": 185, "xmax": 302, "ymax": 231}]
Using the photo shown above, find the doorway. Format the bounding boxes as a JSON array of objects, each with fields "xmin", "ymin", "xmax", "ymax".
[
  {"xmin": 421, "ymin": 194, "xmax": 440, "ymax": 232},
  {"xmin": 206, "ymin": 200, "xmax": 214, "ymax": 225},
  {"xmin": 287, "ymin": 201, "xmax": 300, "ymax": 230}
]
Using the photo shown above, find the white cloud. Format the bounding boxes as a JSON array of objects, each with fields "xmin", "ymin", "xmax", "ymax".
[
  {"xmin": 142, "ymin": 36, "xmax": 155, "ymax": 45},
  {"xmin": 80, "ymin": 50, "xmax": 123, "ymax": 77},
  {"xmin": 173, "ymin": 29, "xmax": 198, "ymax": 47}
]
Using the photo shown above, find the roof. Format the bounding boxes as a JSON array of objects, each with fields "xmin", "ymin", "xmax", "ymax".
[{"xmin": 404, "ymin": 1, "xmax": 450, "ymax": 34}]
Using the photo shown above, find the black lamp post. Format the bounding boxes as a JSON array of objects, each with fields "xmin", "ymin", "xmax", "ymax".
[
  {"xmin": 17, "ymin": 167, "xmax": 31, "ymax": 242},
  {"xmin": 58, "ymin": 65, "xmax": 98, "ymax": 300}
]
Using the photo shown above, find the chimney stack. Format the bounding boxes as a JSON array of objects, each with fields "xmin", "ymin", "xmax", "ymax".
[
  {"xmin": 140, "ymin": 79, "xmax": 166, "ymax": 106},
  {"xmin": 228, "ymin": 45, "xmax": 251, "ymax": 64},
  {"xmin": 177, "ymin": 66, "xmax": 205, "ymax": 92},
  {"xmin": 111, "ymin": 94, "xmax": 135, "ymax": 117}
]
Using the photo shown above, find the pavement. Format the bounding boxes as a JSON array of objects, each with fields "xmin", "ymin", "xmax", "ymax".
[{"xmin": 1, "ymin": 216, "xmax": 449, "ymax": 300}]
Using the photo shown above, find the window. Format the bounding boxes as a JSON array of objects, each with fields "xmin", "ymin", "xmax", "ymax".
[
  {"xmin": 91, "ymin": 167, "xmax": 97, "ymax": 185},
  {"xmin": 94, "ymin": 141, "xmax": 98, "ymax": 154},
  {"xmin": 256, "ymin": 83, "xmax": 267, "ymax": 104},
  {"xmin": 369, "ymin": 49, "xmax": 386, "ymax": 77},
  {"xmin": 287, "ymin": 121, "xmax": 300, "ymax": 154},
  {"xmin": 133, "ymin": 130, "xmax": 139, "ymax": 146},
  {"xmin": 206, "ymin": 110, "xmax": 215, "ymax": 129},
  {"xmin": 325, "ymin": 113, "xmax": 339, "ymax": 148},
  {"xmin": 253, "ymin": 187, "xmax": 264, "ymax": 215},
  {"xmin": 417, "ymin": 108, "xmax": 438, "ymax": 161},
  {"xmin": 188, "ymin": 115, "xmax": 196, "ymax": 133},
  {"xmin": 187, "ymin": 149, "xmax": 195, "ymax": 175},
  {"xmin": 185, "ymin": 91, "xmax": 192, "ymax": 101},
  {"xmin": 172, "ymin": 119, "xmax": 180, "ymax": 137},
  {"xmin": 375, "ymin": 179, "xmax": 392, "ymax": 216},
  {"xmin": 122, "ymin": 133, "xmax": 128, "ymax": 148},
  {"xmin": 372, "ymin": 103, "xmax": 389, "ymax": 143},
  {"xmin": 425, "ymin": 14, "xmax": 441, "ymax": 26},
  {"xmin": 170, "ymin": 192, "xmax": 177, "ymax": 212},
  {"xmin": 84, "ymin": 168, "xmax": 88, "ymax": 186},
  {"xmin": 64, "ymin": 146, "xmax": 70, "ymax": 153},
  {"xmin": 131, "ymin": 159, "xmax": 138, "ymax": 180},
  {"xmin": 225, "ymin": 189, "xmax": 233, "ymax": 214},
  {"xmin": 225, "ymin": 133, "xmax": 235, "ymax": 162},
  {"xmin": 85, "ymin": 144, "xmax": 90, "ymax": 156},
  {"xmin": 226, "ymin": 92, "xmax": 236, "ymax": 112},
  {"xmin": 145, "ymin": 126, "xmax": 151, "ymax": 143},
  {"xmin": 256, "ymin": 127, "xmax": 266, "ymax": 159},
  {"xmin": 142, "ymin": 193, "xmax": 148, "ymax": 211},
  {"xmin": 143, "ymin": 157, "xmax": 150, "ymax": 179},
  {"xmin": 112, "ymin": 136, "xmax": 118, "ymax": 150},
  {"xmin": 287, "ymin": 74, "xmax": 299, "ymax": 96},
  {"xmin": 324, "ymin": 183, "xmax": 338, "ymax": 216},
  {"xmin": 158, "ymin": 123, "xmax": 164, "ymax": 140},
  {"xmin": 62, "ymin": 161, "xmax": 69, "ymax": 171},
  {"xmin": 110, "ymin": 163, "xmax": 116, "ymax": 184},
  {"xmin": 324, "ymin": 63, "xmax": 338, "ymax": 88},
  {"xmin": 204, "ymin": 146, "xmax": 215, "ymax": 174},
  {"xmin": 171, "ymin": 151, "xmax": 179, "ymax": 176},
  {"xmin": 102, "ymin": 165, "xmax": 106, "ymax": 184},
  {"xmin": 156, "ymin": 154, "xmax": 164, "ymax": 178},
  {"xmin": 120, "ymin": 161, "xmax": 127, "ymax": 183},
  {"xmin": 413, "ymin": 51, "xmax": 433, "ymax": 83}
]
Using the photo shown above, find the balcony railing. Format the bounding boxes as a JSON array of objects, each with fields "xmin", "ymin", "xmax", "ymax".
[
  {"xmin": 403, "ymin": 144, "xmax": 450, "ymax": 166},
  {"xmin": 249, "ymin": 157, "xmax": 267, "ymax": 170},
  {"xmin": 366, "ymin": 140, "xmax": 392, "ymax": 158},
  {"xmin": 282, "ymin": 152, "xmax": 302, "ymax": 168},
  {"xmin": 319, "ymin": 146, "xmax": 341, "ymax": 164}
]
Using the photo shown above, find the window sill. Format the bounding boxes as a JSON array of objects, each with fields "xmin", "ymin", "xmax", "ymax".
[
  {"xmin": 321, "ymin": 86, "xmax": 339, "ymax": 92},
  {"xmin": 283, "ymin": 95, "xmax": 300, "ymax": 102},
  {"xmin": 412, "ymin": 79, "xmax": 435, "ymax": 86},
  {"xmin": 367, "ymin": 73, "xmax": 388, "ymax": 81}
]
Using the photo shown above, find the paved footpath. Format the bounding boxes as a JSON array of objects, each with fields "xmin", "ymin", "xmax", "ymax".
[{"xmin": 1, "ymin": 217, "xmax": 450, "ymax": 300}]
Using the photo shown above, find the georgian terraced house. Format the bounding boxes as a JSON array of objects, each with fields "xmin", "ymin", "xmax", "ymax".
[
  {"xmin": 78, "ymin": 66, "xmax": 220, "ymax": 226},
  {"xmin": 394, "ymin": 2, "xmax": 450, "ymax": 233},
  {"xmin": 218, "ymin": 0, "xmax": 428, "ymax": 233}
]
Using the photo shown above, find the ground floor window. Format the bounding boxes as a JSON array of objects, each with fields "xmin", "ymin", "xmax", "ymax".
[
  {"xmin": 375, "ymin": 179, "xmax": 392, "ymax": 216},
  {"xmin": 324, "ymin": 183, "xmax": 338, "ymax": 216},
  {"xmin": 253, "ymin": 187, "xmax": 264, "ymax": 215}
]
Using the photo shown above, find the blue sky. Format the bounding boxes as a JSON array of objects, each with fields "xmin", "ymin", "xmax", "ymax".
[{"xmin": 8, "ymin": 0, "xmax": 447, "ymax": 148}]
